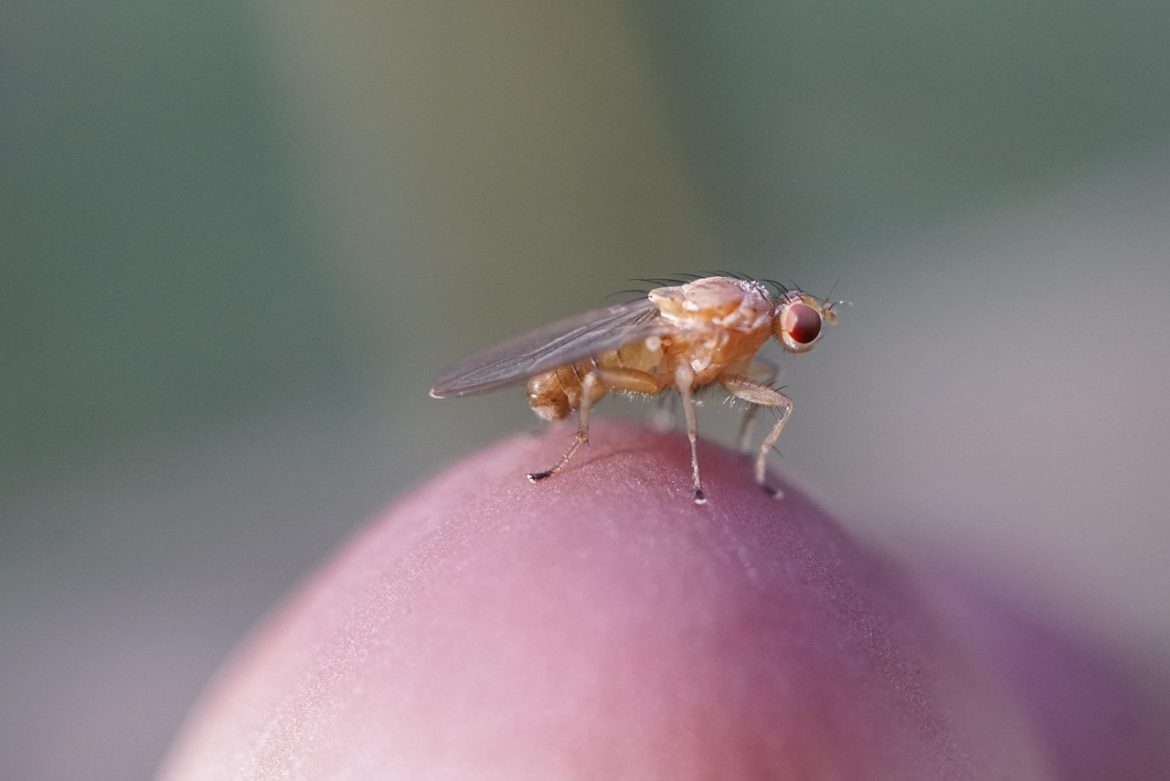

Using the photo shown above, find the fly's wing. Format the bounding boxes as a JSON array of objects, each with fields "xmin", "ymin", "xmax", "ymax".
[{"xmin": 429, "ymin": 296, "xmax": 665, "ymax": 398}]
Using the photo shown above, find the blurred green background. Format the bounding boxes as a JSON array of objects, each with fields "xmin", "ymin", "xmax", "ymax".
[{"xmin": 3, "ymin": 2, "xmax": 1169, "ymax": 777}]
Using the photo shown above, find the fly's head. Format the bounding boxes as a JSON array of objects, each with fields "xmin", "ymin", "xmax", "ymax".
[{"xmin": 772, "ymin": 292, "xmax": 839, "ymax": 353}]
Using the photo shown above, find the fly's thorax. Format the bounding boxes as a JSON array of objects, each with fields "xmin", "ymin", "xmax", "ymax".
[
  {"xmin": 648, "ymin": 277, "xmax": 773, "ymax": 384},
  {"xmin": 669, "ymin": 327, "xmax": 770, "ymax": 385},
  {"xmin": 648, "ymin": 277, "xmax": 773, "ymax": 332},
  {"xmin": 607, "ymin": 340, "xmax": 666, "ymax": 375}
]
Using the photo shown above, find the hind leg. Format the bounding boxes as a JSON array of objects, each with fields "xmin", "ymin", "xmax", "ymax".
[{"xmin": 527, "ymin": 367, "xmax": 661, "ymax": 482}]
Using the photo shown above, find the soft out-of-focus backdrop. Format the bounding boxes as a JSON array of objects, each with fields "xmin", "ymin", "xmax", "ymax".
[{"xmin": 3, "ymin": 2, "xmax": 1169, "ymax": 777}]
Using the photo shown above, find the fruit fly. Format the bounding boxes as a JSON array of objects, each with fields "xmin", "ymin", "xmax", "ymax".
[{"xmin": 429, "ymin": 275, "xmax": 839, "ymax": 504}]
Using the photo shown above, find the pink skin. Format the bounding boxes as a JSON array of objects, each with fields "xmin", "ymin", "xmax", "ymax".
[{"xmin": 160, "ymin": 422, "xmax": 1160, "ymax": 779}]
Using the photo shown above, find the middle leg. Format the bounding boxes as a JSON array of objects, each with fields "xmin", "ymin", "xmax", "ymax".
[
  {"xmin": 734, "ymin": 357, "xmax": 779, "ymax": 454},
  {"xmin": 674, "ymin": 364, "xmax": 706, "ymax": 505}
]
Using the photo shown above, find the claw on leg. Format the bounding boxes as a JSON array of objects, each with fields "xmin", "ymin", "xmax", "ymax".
[{"xmin": 527, "ymin": 426, "xmax": 588, "ymax": 482}]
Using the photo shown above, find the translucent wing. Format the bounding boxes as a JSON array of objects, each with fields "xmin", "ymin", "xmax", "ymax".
[{"xmin": 430, "ymin": 295, "xmax": 665, "ymax": 398}]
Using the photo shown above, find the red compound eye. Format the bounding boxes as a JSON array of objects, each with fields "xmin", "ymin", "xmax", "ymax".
[{"xmin": 782, "ymin": 303, "xmax": 822, "ymax": 344}]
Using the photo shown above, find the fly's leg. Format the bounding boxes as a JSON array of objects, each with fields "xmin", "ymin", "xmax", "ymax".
[
  {"xmin": 527, "ymin": 368, "xmax": 658, "ymax": 482},
  {"xmin": 650, "ymin": 390, "xmax": 678, "ymax": 432},
  {"xmin": 734, "ymin": 358, "xmax": 779, "ymax": 454},
  {"xmin": 527, "ymin": 371, "xmax": 601, "ymax": 482},
  {"xmin": 721, "ymin": 374, "xmax": 793, "ymax": 499},
  {"xmin": 595, "ymin": 367, "xmax": 662, "ymax": 396},
  {"xmin": 675, "ymin": 364, "xmax": 706, "ymax": 505}
]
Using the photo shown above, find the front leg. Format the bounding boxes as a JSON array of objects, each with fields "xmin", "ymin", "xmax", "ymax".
[
  {"xmin": 721, "ymin": 374, "xmax": 793, "ymax": 498},
  {"xmin": 735, "ymin": 357, "xmax": 779, "ymax": 454}
]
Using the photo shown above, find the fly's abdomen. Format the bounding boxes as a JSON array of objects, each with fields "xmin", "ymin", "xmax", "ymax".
[
  {"xmin": 526, "ymin": 366, "xmax": 583, "ymax": 421},
  {"xmin": 527, "ymin": 342, "xmax": 668, "ymax": 421}
]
